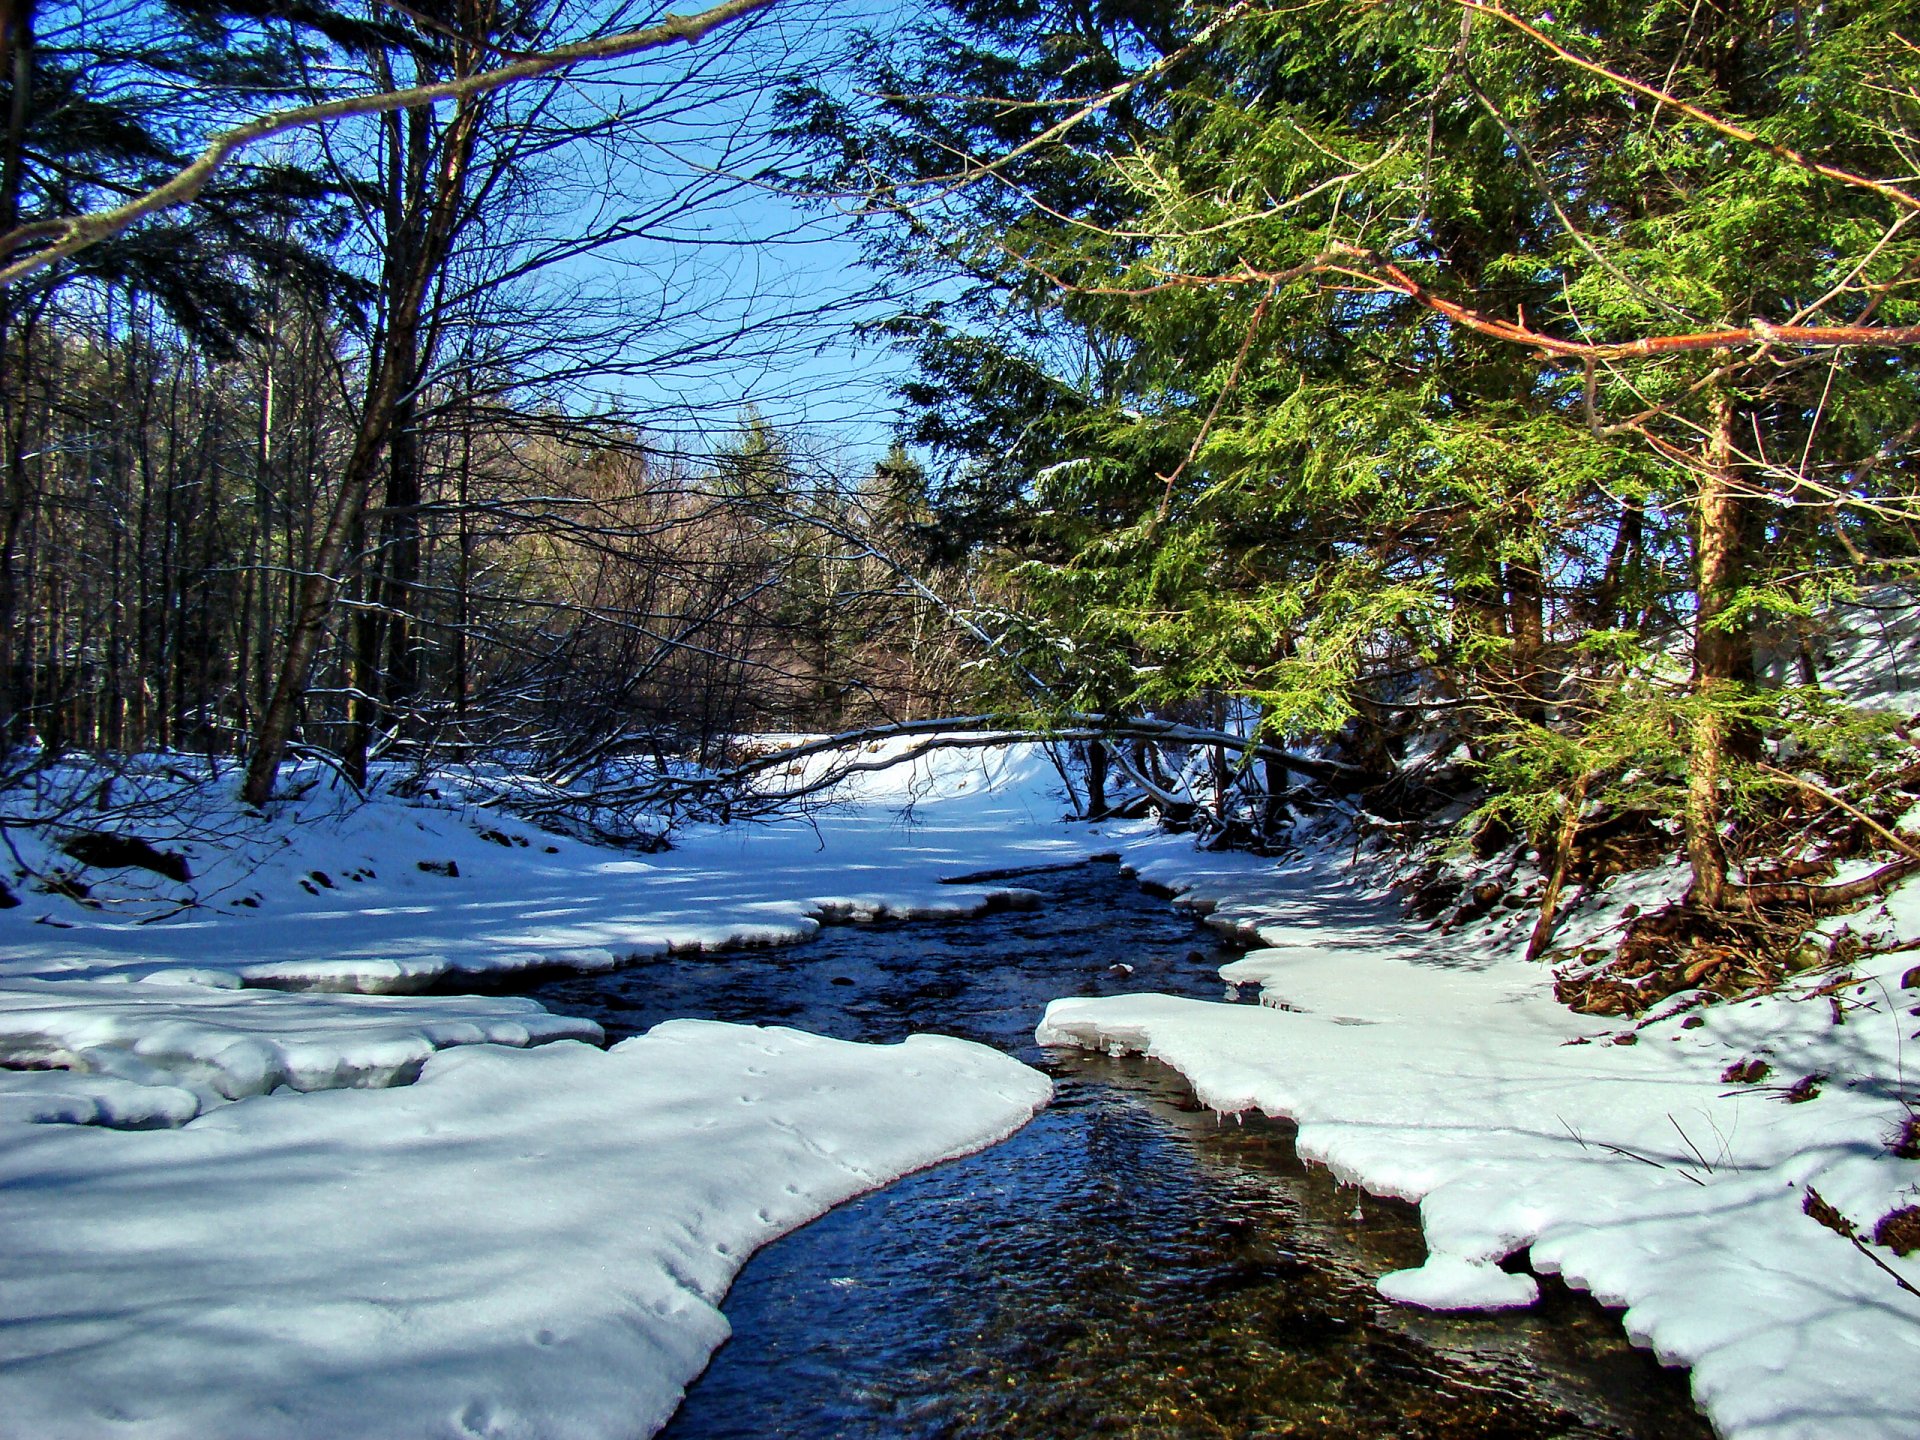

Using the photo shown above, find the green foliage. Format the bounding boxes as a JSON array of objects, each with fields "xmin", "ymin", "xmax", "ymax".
[{"xmin": 813, "ymin": 0, "xmax": 1920, "ymax": 876}]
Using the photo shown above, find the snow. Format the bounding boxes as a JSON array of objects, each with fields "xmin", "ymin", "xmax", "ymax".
[
  {"xmin": 1037, "ymin": 847, "xmax": 1920, "ymax": 1440},
  {"xmin": 1376, "ymin": 1254, "xmax": 1540, "ymax": 1310},
  {"xmin": 1775, "ymin": 587, "xmax": 1920, "ymax": 714},
  {"xmin": 0, "ymin": 742, "xmax": 1089, "ymax": 992},
  {"xmin": 0, "ymin": 739, "xmax": 1071, "ymax": 1438},
  {"xmin": 0, "ymin": 1067, "xmax": 199, "ymax": 1128},
  {"xmin": 5, "ymin": 731, "xmax": 1920, "ymax": 1438},
  {"xmin": 0, "ymin": 978, "xmax": 601, "ymax": 1114},
  {"xmin": 0, "ymin": 1025, "xmax": 1050, "ymax": 1440}
]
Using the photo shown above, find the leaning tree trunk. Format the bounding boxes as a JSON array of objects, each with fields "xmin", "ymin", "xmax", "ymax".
[{"xmin": 242, "ymin": 357, "xmax": 409, "ymax": 805}]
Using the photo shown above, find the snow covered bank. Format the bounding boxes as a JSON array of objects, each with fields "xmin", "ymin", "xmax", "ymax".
[
  {"xmin": 0, "ymin": 1024, "xmax": 1051, "ymax": 1440},
  {"xmin": 0, "ymin": 740, "xmax": 1082, "ymax": 1130},
  {"xmin": 0, "ymin": 740, "xmax": 1066, "ymax": 1438},
  {"xmin": 11, "ymin": 732, "xmax": 1920, "ymax": 1438},
  {"xmin": 0, "ymin": 741, "xmax": 1088, "ymax": 993},
  {"xmin": 1038, "ymin": 847, "xmax": 1920, "ymax": 1440},
  {"xmin": 0, "ymin": 979, "xmax": 600, "ymax": 1121}
]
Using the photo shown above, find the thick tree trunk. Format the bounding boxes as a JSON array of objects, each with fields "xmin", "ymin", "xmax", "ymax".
[
  {"xmin": 375, "ymin": 104, "xmax": 429, "ymax": 752},
  {"xmin": 1084, "ymin": 737, "xmax": 1107, "ymax": 819}
]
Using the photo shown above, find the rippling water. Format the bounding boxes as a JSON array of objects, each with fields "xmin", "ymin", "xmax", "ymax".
[{"xmin": 524, "ymin": 862, "xmax": 1709, "ymax": 1439}]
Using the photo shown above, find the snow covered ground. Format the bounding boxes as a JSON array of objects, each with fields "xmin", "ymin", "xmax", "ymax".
[
  {"xmin": 1, "ymin": 1025, "xmax": 1049, "ymax": 1440},
  {"xmin": 3, "ymin": 734, "xmax": 1918, "ymax": 1439},
  {"xmin": 0, "ymin": 743, "xmax": 1089, "ymax": 992}
]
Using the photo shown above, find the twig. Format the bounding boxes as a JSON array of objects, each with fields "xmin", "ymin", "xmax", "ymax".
[
  {"xmin": 1756, "ymin": 763, "xmax": 1920, "ymax": 866},
  {"xmin": 1804, "ymin": 1187, "xmax": 1920, "ymax": 1300}
]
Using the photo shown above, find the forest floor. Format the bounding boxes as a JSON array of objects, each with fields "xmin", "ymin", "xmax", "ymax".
[{"xmin": 0, "ymin": 739, "xmax": 1915, "ymax": 1439}]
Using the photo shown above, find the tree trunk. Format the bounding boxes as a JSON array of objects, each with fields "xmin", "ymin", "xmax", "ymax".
[
  {"xmin": 242, "ymin": 356, "xmax": 410, "ymax": 805},
  {"xmin": 1084, "ymin": 737, "xmax": 1107, "ymax": 819},
  {"xmin": 1506, "ymin": 545, "xmax": 1547, "ymax": 726},
  {"xmin": 1685, "ymin": 389, "xmax": 1755, "ymax": 911},
  {"xmin": 1591, "ymin": 500, "xmax": 1642, "ymax": 630},
  {"xmin": 1528, "ymin": 773, "xmax": 1588, "ymax": 960},
  {"xmin": 240, "ymin": 78, "xmax": 483, "ymax": 806}
]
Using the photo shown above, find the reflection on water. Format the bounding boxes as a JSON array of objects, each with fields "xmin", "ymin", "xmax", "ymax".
[{"xmin": 524, "ymin": 864, "xmax": 1709, "ymax": 1439}]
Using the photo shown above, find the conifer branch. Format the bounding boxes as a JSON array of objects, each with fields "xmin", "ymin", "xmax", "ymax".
[
  {"xmin": 1016, "ymin": 240, "xmax": 1920, "ymax": 360},
  {"xmin": 875, "ymin": 0, "xmax": 1257, "ymax": 203},
  {"xmin": 1446, "ymin": 0, "xmax": 1920, "ymax": 217}
]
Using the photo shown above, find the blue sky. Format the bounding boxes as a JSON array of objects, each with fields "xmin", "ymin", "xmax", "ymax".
[{"xmin": 518, "ymin": 0, "xmax": 935, "ymax": 471}]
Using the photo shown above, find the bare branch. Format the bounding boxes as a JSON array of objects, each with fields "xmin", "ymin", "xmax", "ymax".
[{"xmin": 0, "ymin": 0, "xmax": 777, "ymax": 287}]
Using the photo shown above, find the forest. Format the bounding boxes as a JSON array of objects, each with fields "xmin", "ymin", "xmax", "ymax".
[{"xmin": 9, "ymin": 0, "xmax": 1920, "ymax": 968}]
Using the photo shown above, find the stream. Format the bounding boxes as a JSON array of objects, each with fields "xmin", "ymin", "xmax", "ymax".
[{"xmin": 524, "ymin": 862, "xmax": 1711, "ymax": 1439}]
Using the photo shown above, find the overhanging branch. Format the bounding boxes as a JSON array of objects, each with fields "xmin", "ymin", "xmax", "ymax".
[{"xmin": 0, "ymin": 0, "xmax": 777, "ymax": 287}]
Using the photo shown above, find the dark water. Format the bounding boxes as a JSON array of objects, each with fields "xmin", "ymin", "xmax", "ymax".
[{"xmin": 525, "ymin": 864, "xmax": 1710, "ymax": 1439}]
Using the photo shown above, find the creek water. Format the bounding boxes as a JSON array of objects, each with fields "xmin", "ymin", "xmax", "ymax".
[{"xmin": 524, "ymin": 862, "xmax": 1711, "ymax": 1439}]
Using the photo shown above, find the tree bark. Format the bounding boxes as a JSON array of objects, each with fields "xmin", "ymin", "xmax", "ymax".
[
  {"xmin": 1684, "ymin": 388, "xmax": 1755, "ymax": 910},
  {"xmin": 1527, "ymin": 772, "xmax": 1588, "ymax": 959},
  {"xmin": 1506, "ymin": 517, "xmax": 1548, "ymax": 725},
  {"xmin": 1084, "ymin": 737, "xmax": 1107, "ymax": 819}
]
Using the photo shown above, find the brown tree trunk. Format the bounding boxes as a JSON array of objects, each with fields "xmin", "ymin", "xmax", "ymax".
[
  {"xmin": 1590, "ymin": 500, "xmax": 1641, "ymax": 629},
  {"xmin": 1685, "ymin": 389, "xmax": 1755, "ymax": 911},
  {"xmin": 1528, "ymin": 772, "xmax": 1589, "ymax": 959},
  {"xmin": 379, "ymin": 369, "xmax": 423, "ymax": 735},
  {"xmin": 243, "ymin": 355, "xmax": 411, "ymax": 805},
  {"xmin": 240, "ymin": 86, "xmax": 483, "ymax": 805},
  {"xmin": 1084, "ymin": 737, "xmax": 1107, "ymax": 819},
  {"xmin": 1506, "ymin": 504, "xmax": 1548, "ymax": 725},
  {"xmin": 374, "ymin": 101, "xmax": 430, "ymax": 756}
]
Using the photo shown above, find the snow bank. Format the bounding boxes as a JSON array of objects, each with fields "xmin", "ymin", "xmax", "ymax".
[
  {"xmin": 0, "ymin": 979, "xmax": 599, "ymax": 1119},
  {"xmin": 0, "ymin": 1024, "xmax": 1050, "ymax": 1440},
  {"xmin": 0, "ymin": 743, "xmax": 1087, "ymax": 993},
  {"xmin": 0, "ymin": 1067, "xmax": 199, "ymax": 1128},
  {"xmin": 1038, "ymin": 848, "xmax": 1920, "ymax": 1440},
  {"xmin": 14, "ymin": 731, "xmax": 1920, "ymax": 1439}
]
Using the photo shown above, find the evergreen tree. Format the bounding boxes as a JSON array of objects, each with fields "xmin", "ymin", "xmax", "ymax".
[{"xmin": 826, "ymin": 0, "xmax": 1920, "ymax": 913}]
